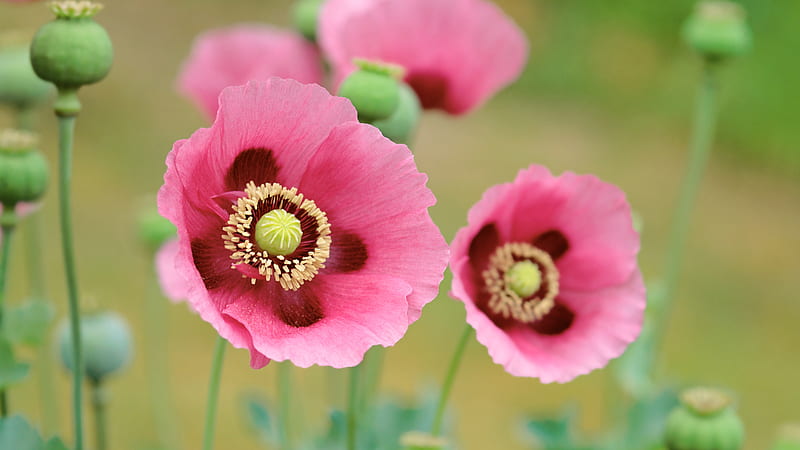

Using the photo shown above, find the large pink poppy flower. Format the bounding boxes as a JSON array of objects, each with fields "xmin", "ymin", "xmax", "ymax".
[
  {"xmin": 177, "ymin": 25, "xmax": 325, "ymax": 120},
  {"xmin": 319, "ymin": 0, "xmax": 528, "ymax": 115},
  {"xmin": 450, "ymin": 165, "xmax": 645, "ymax": 383},
  {"xmin": 158, "ymin": 78, "xmax": 448, "ymax": 368}
]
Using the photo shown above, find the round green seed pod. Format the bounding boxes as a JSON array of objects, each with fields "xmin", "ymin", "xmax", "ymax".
[
  {"xmin": 665, "ymin": 387, "xmax": 744, "ymax": 450},
  {"xmin": 372, "ymin": 82, "xmax": 421, "ymax": 144},
  {"xmin": 683, "ymin": 1, "xmax": 752, "ymax": 60},
  {"xmin": 30, "ymin": 2, "xmax": 113, "ymax": 89},
  {"xmin": 338, "ymin": 60, "xmax": 404, "ymax": 123},
  {"xmin": 58, "ymin": 311, "xmax": 133, "ymax": 382},
  {"xmin": 0, "ymin": 130, "xmax": 49, "ymax": 206},
  {"xmin": 293, "ymin": 0, "xmax": 324, "ymax": 42},
  {"xmin": 0, "ymin": 45, "xmax": 54, "ymax": 109}
]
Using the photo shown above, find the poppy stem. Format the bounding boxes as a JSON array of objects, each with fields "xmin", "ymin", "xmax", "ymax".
[
  {"xmin": 347, "ymin": 363, "xmax": 361, "ymax": 450},
  {"xmin": 90, "ymin": 378, "xmax": 108, "ymax": 450},
  {"xmin": 431, "ymin": 325, "xmax": 473, "ymax": 437},
  {"xmin": 653, "ymin": 61, "xmax": 719, "ymax": 358},
  {"xmin": 277, "ymin": 362, "xmax": 293, "ymax": 449},
  {"xmin": 0, "ymin": 220, "xmax": 16, "ymax": 417},
  {"xmin": 57, "ymin": 113, "xmax": 85, "ymax": 450},
  {"xmin": 202, "ymin": 336, "xmax": 227, "ymax": 450}
]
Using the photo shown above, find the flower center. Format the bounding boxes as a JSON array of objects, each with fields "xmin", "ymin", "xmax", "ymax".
[
  {"xmin": 222, "ymin": 182, "xmax": 331, "ymax": 290},
  {"xmin": 254, "ymin": 209, "xmax": 302, "ymax": 256},
  {"xmin": 482, "ymin": 242, "xmax": 559, "ymax": 323}
]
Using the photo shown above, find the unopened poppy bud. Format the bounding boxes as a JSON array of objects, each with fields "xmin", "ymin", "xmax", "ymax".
[
  {"xmin": 372, "ymin": 82, "xmax": 421, "ymax": 144},
  {"xmin": 400, "ymin": 431, "xmax": 448, "ymax": 450},
  {"xmin": 58, "ymin": 311, "xmax": 133, "ymax": 382},
  {"xmin": 683, "ymin": 1, "xmax": 751, "ymax": 61},
  {"xmin": 338, "ymin": 59, "xmax": 404, "ymax": 123},
  {"xmin": 293, "ymin": 0, "xmax": 324, "ymax": 42},
  {"xmin": 137, "ymin": 207, "xmax": 177, "ymax": 251},
  {"xmin": 771, "ymin": 424, "xmax": 800, "ymax": 450},
  {"xmin": 0, "ymin": 129, "xmax": 49, "ymax": 208},
  {"xmin": 665, "ymin": 387, "xmax": 744, "ymax": 450},
  {"xmin": 30, "ymin": 1, "xmax": 113, "ymax": 114},
  {"xmin": 0, "ymin": 40, "xmax": 53, "ymax": 109}
]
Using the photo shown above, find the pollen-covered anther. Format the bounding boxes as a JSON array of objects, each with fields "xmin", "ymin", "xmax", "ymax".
[
  {"xmin": 222, "ymin": 181, "xmax": 331, "ymax": 290},
  {"xmin": 483, "ymin": 242, "xmax": 559, "ymax": 323}
]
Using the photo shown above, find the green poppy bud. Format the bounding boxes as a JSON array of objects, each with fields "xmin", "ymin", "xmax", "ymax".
[
  {"xmin": 372, "ymin": 82, "xmax": 421, "ymax": 144},
  {"xmin": 683, "ymin": 1, "xmax": 752, "ymax": 61},
  {"xmin": 293, "ymin": 0, "xmax": 324, "ymax": 42},
  {"xmin": 665, "ymin": 387, "xmax": 744, "ymax": 450},
  {"xmin": 58, "ymin": 311, "xmax": 133, "ymax": 382},
  {"xmin": 0, "ymin": 42, "xmax": 54, "ymax": 109},
  {"xmin": 0, "ymin": 129, "xmax": 49, "ymax": 208},
  {"xmin": 30, "ymin": 1, "xmax": 113, "ymax": 92},
  {"xmin": 137, "ymin": 206, "xmax": 177, "ymax": 251},
  {"xmin": 338, "ymin": 59, "xmax": 404, "ymax": 123}
]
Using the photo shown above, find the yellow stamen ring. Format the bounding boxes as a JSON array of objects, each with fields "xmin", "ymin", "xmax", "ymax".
[
  {"xmin": 482, "ymin": 242, "xmax": 559, "ymax": 323},
  {"xmin": 222, "ymin": 181, "xmax": 331, "ymax": 291}
]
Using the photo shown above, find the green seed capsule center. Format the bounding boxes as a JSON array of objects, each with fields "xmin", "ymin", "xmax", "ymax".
[
  {"xmin": 254, "ymin": 209, "xmax": 302, "ymax": 256},
  {"xmin": 505, "ymin": 260, "xmax": 542, "ymax": 298}
]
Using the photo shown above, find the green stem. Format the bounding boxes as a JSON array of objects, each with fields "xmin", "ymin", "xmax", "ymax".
[
  {"xmin": 359, "ymin": 347, "xmax": 385, "ymax": 417},
  {"xmin": 347, "ymin": 364, "xmax": 361, "ymax": 450},
  {"xmin": 0, "ymin": 221, "xmax": 16, "ymax": 417},
  {"xmin": 57, "ymin": 113, "xmax": 84, "ymax": 450},
  {"xmin": 431, "ymin": 325, "xmax": 473, "ymax": 437},
  {"xmin": 90, "ymin": 379, "xmax": 108, "ymax": 450},
  {"xmin": 202, "ymin": 336, "xmax": 227, "ymax": 450},
  {"xmin": 16, "ymin": 106, "xmax": 35, "ymax": 132},
  {"xmin": 25, "ymin": 212, "xmax": 46, "ymax": 299},
  {"xmin": 277, "ymin": 362, "xmax": 293, "ymax": 450},
  {"xmin": 145, "ymin": 257, "xmax": 182, "ymax": 450},
  {"xmin": 651, "ymin": 62, "xmax": 719, "ymax": 347}
]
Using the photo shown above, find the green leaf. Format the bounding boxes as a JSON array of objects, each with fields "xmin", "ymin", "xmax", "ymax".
[
  {"xmin": 5, "ymin": 299, "xmax": 55, "ymax": 347},
  {"xmin": 525, "ymin": 413, "xmax": 574, "ymax": 449},
  {"xmin": 43, "ymin": 437, "xmax": 70, "ymax": 450},
  {"xmin": 0, "ymin": 415, "xmax": 44, "ymax": 450},
  {"xmin": 0, "ymin": 337, "xmax": 30, "ymax": 388},
  {"xmin": 242, "ymin": 394, "xmax": 275, "ymax": 444}
]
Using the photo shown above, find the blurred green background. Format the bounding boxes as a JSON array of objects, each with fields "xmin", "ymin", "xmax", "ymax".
[{"xmin": 1, "ymin": 0, "xmax": 799, "ymax": 449}]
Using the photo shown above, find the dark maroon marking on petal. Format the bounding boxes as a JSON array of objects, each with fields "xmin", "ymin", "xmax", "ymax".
[
  {"xmin": 273, "ymin": 288, "xmax": 324, "ymax": 327},
  {"xmin": 326, "ymin": 232, "xmax": 368, "ymax": 273},
  {"xmin": 224, "ymin": 148, "xmax": 280, "ymax": 191},
  {"xmin": 468, "ymin": 223, "xmax": 500, "ymax": 275},
  {"xmin": 476, "ymin": 290, "xmax": 516, "ymax": 329},
  {"xmin": 530, "ymin": 301, "xmax": 575, "ymax": 335},
  {"xmin": 532, "ymin": 230, "xmax": 569, "ymax": 261},
  {"xmin": 406, "ymin": 72, "xmax": 449, "ymax": 110},
  {"xmin": 191, "ymin": 239, "xmax": 231, "ymax": 290}
]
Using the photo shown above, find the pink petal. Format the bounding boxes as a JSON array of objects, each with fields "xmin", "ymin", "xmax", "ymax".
[
  {"xmin": 178, "ymin": 25, "xmax": 324, "ymax": 120},
  {"xmin": 320, "ymin": 0, "xmax": 528, "ymax": 114},
  {"xmin": 222, "ymin": 273, "xmax": 412, "ymax": 368},
  {"xmin": 298, "ymin": 123, "xmax": 448, "ymax": 323},
  {"xmin": 155, "ymin": 239, "xmax": 188, "ymax": 302}
]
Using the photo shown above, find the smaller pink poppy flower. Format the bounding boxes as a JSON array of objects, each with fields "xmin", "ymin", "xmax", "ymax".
[
  {"xmin": 159, "ymin": 78, "xmax": 448, "ymax": 368},
  {"xmin": 319, "ymin": 0, "xmax": 528, "ymax": 115},
  {"xmin": 177, "ymin": 25, "xmax": 325, "ymax": 120},
  {"xmin": 450, "ymin": 165, "xmax": 645, "ymax": 383},
  {"xmin": 156, "ymin": 239, "xmax": 188, "ymax": 302}
]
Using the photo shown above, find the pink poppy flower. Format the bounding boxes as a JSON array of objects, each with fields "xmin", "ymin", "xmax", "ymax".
[
  {"xmin": 158, "ymin": 78, "xmax": 448, "ymax": 368},
  {"xmin": 156, "ymin": 239, "xmax": 188, "ymax": 302},
  {"xmin": 449, "ymin": 165, "xmax": 645, "ymax": 383},
  {"xmin": 177, "ymin": 25, "xmax": 325, "ymax": 120},
  {"xmin": 319, "ymin": 0, "xmax": 528, "ymax": 115}
]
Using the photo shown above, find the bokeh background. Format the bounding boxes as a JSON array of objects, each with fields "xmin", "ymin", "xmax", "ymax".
[{"xmin": 1, "ymin": 0, "xmax": 799, "ymax": 448}]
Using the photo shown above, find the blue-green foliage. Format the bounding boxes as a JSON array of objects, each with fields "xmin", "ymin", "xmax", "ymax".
[{"xmin": 0, "ymin": 415, "xmax": 69, "ymax": 450}]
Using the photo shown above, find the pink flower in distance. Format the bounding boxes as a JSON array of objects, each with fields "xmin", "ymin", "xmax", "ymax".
[
  {"xmin": 158, "ymin": 78, "xmax": 448, "ymax": 368},
  {"xmin": 177, "ymin": 25, "xmax": 325, "ymax": 120},
  {"xmin": 156, "ymin": 239, "xmax": 188, "ymax": 302},
  {"xmin": 319, "ymin": 0, "xmax": 528, "ymax": 115},
  {"xmin": 450, "ymin": 166, "xmax": 645, "ymax": 383}
]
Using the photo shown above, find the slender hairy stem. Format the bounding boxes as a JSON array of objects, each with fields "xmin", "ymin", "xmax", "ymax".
[
  {"xmin": 90, "ymin": 379, "xmax": 108, "ymax": 450},
  {"xmin": 58, "ymin": 113, "xmax": 84, "ymax": 450},
  {"xmin": 0, "ymin": 222, "xmax": 16, "ymax": 417},
  {"xmin": 431, "ymin": 325, "xmax": 473, "ymax": 437},
  {"xmin": 145, "ymin": 258, "xmax": 182, "ymax": 449},
  {"xmin": 202, "ymin": 336, "xmax": 227, "ymax": 450},
  {"xmin": 347, "ymin": 364, "xmax": 361, "ymax": 450},
  {"xmin": 651, "ymin": 62, "xmax": 719, "ymax": 346},
  {"xmin": 277, "ymin": 362, "xmax": 293, "ymax": 450}
]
